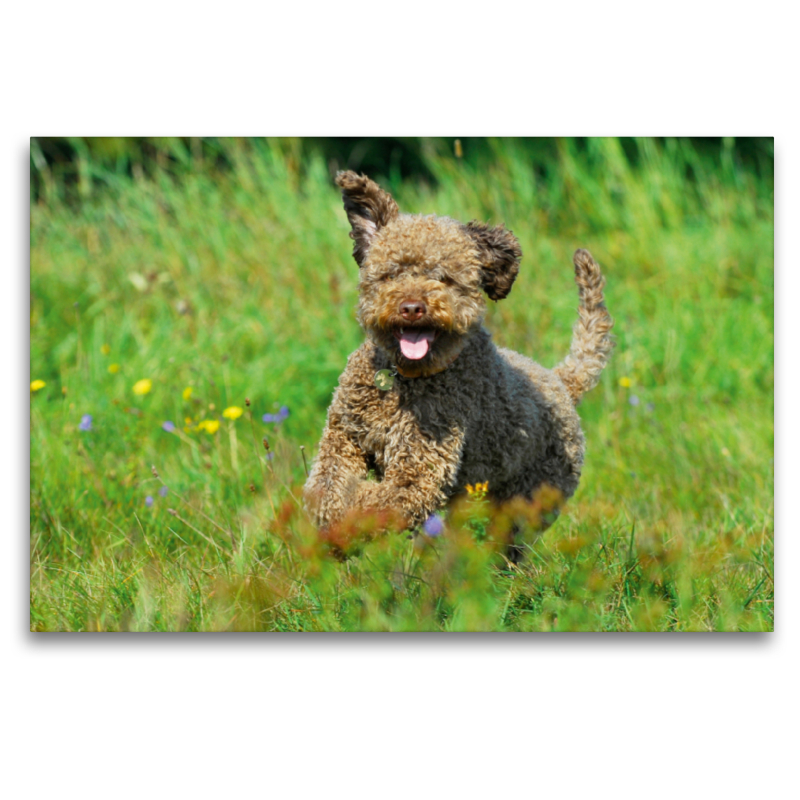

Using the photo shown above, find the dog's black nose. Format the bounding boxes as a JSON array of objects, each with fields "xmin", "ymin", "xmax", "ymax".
[{"xmin": 399, "ymin": 300, "xmax": 426, "ymax": 321}]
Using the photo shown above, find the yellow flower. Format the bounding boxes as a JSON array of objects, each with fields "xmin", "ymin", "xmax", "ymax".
[
  {"xmin": 184, "ymin": 417, "xmax": 193, "ymax": 425},
  {"xmin": 30, "ymin": 380, "xmax": 46, "ymax": 392},
  {"xmin": 133, "ymin": 379, "xmax": 152, "ymax": 395},
  {"xmin": 108, "ymin": 363, "xmax": 120, "ymax": 374},
  {"xmin": 619, "ymin": 377, "xmax": 632, "ymax": 388},
  {"xmin": 100, "ymin": 344, "xmax": 111, "ymax": 355},
  {"xmin": 479, "ymin": 481, "xmax": 489, "ymax": 492},
  {"xmin": 197, "ymin": 419, "xmax": 220, "ymax": 434},
  {"xmin": 182, "ymin": 386, "xmax": 193, "ymax": 401},
  {"xmin": 466, "ymin": 484, "xmax": 475, "ymax": 496},
  {"xmin": 223, "ymin": 406, "xmax": 243, "ymax": 420}
]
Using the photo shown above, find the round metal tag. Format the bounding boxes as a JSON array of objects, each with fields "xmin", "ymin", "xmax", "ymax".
[{"xmin": 374, "ymin": 369, "xmax": 395, "ymax": 391}]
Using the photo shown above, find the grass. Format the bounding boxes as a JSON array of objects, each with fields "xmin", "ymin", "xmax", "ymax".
[{"xmin": 29, "ymin": 137, "xmax": 774, "ymax": 631}]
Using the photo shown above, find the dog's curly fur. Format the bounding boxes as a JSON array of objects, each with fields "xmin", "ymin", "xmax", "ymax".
[{"xmin": 304, "ymin": 171, "xmax": 614, "ymax": 553}]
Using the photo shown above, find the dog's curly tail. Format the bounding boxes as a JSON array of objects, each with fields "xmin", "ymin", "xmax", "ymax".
[{"xmin": 554, "ymin": 249, "xmax": 615, "ymax": 404}]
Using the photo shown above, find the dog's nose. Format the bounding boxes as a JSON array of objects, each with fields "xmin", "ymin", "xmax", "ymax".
[{"xmin": 399, "ymin": 300, "xmax": 427, "ymax": 321}]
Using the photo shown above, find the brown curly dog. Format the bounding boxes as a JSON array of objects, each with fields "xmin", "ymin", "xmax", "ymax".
[{"xmin": 304, "ymin": 171, "xmax": 614, "ymax": 556}]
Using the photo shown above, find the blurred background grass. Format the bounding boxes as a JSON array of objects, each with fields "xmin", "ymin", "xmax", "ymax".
[{"xmin": 29, "ymin": 137, "xmax": 773, "ymax": 631}]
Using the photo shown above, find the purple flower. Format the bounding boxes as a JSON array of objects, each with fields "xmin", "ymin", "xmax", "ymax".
[
  {"xmin": 629, "ymin": 395, "xmax": 640, "ymax": 407},
  {"xmin": 78, "ymin": 414, "xmax": 93, "ymax": 431},
  {"xmin": 266, "ymin": 452, "xmax": 274, "ymax": 461},
  {"xmin": 162, "ymin": 420, "xmax": 176, "ymax": 432},
  {"xmin": 263, "ymin": 405, "xmax": 290, "ymax": 424},
  {"xmin": 145, "ymin": 495, "xmax": 154, "ymax": 507},
  {"xmin": 158, "ymin": 486, "xmax": 169, "ymax": 497},
  {"xmin": 423, "ymin": 513, "xmax": 444, "ymax": 537}
]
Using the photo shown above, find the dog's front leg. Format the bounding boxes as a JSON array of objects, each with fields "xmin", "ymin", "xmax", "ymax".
[
  {"xmin": 303, "ymin": 419, "xmax": 370, "ymax": 530},
  {"xmin": 351, "ymin": 424, "xmax": 465, "ymax": 529}
]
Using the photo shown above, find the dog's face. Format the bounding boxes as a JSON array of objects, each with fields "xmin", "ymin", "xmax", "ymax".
[{"xmin": 336, "ymin": 171, "xmax": 522, "ymax": 377}]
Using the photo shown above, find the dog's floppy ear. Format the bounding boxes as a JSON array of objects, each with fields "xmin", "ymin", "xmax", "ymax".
[
  {"xmin": 464, "ymin": 221, "xmax": 522, "ymax": 300},
  {"xmin": 335, "ymin": 171, "xmax": 400, "ymax": 267}
]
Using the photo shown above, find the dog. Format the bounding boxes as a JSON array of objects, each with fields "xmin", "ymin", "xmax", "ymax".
[{"xmin": 304, "ymin": 171, "xmax": 613, "ymax": 555}]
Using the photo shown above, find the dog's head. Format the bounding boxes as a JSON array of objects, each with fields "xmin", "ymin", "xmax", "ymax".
[{"xmin": 336, "ymin": 171, "xmax": 522, "ymax": 377}]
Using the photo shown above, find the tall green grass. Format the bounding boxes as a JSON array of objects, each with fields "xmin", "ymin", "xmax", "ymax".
[{"xmin": 29, "ymin": 137, "xmax": 773, "ymax": 631}]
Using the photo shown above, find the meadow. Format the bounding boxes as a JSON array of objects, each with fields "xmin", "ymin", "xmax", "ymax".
[{"xmin": 29, "ymin": 137, "xmax": 774, "ymax": 631}]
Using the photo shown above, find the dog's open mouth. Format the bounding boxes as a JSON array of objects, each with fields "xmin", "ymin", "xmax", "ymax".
[{"xmin": 393, "ymin": 328, "xmax": 437, "ymax": 360}]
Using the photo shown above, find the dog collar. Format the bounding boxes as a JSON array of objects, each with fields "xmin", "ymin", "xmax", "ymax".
[
  {"xmin": 374, "ymin": 351, "xmax": 461, "ymax": 390},
  {"xmin": 394, "ymin": 351, "xmax": 461, "ymax": 379}
]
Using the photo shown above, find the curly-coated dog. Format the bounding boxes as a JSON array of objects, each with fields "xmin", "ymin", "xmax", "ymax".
[{"xmin": 304, "ymin": 171, "xmax": 613, "ymax": 555}]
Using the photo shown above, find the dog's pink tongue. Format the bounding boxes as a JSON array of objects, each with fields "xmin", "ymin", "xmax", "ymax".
[{"xmin": 399, "ymin": 329, "xmax": 434, "ymax": 360}]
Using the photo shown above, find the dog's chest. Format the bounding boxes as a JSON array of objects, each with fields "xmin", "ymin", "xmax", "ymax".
[{"xmin": 349, "ymin": 376, "xmax": 466, "ymax": 464}]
